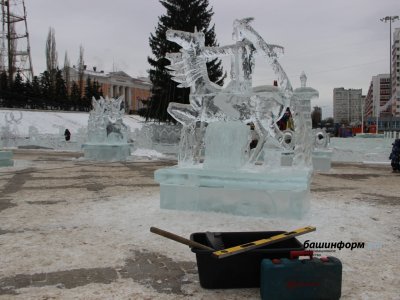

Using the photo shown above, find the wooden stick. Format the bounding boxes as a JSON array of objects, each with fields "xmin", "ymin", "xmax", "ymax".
[{"xmin": 150, "ymin": 227, "xmax": 214, "ymax": 251}]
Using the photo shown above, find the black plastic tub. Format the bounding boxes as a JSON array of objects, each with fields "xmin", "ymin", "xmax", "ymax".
[{"xmin": 190, "ymin": 231, "xmax": 304, "ymax": 289}]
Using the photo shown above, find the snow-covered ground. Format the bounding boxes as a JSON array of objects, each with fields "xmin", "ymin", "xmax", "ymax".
[
  {"xmin": 0, "ymin": 150, "xmax": 399, "ymax": 299},
  {"xmin": 0, "ymin": 109, "xmax": 395, "ymax": 164},
  {"xmin": 0, "ymin": 109, "xmax": 145, "ymax": 135},
  {"xmin": 0, "ymin": 109, "xmax": 399, "ymax": 299}
]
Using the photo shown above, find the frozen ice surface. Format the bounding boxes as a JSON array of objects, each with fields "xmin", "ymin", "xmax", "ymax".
[
  {"xmin": 82, "ymin": 144, "xmax": 130, "ymax": 162},
  {"xmin": 204, "ymin": 121, "xmax": 250, "ymax": 170},
  {"xmin": 312, "ymin": 150, "xmax": 333, "ymax": 172},
  {"xmin": 155, "ymin": 166, "xmax": 312, "ymax": 219},
  {"xmin": 156, "ymin": 18, "xmax": 319, "ymax": 218},
  {"xmin": 165, "ymin": 18, "xmax": 300, "ymax": 165},
  {"xmin": 0, "ymin": 150, "xmax": 14, "ymax": 167}
]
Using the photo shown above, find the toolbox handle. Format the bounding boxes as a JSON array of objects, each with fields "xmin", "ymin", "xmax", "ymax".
[{"xmin": 290, "ymin": 250, "xmax": 314, "ymax": 259}]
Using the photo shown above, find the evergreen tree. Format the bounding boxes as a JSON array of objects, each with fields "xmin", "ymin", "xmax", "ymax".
[
  {"xmin": 31, "ymin": 76, "xmax": 42, "ymax": 109},
  {"xmin": 40, "ymin": 71, "xmax": 52, "ymax": 108},
  {"xmin": 84, "ymin": 77, "xmax": 92, "ymax": 101},
  {"xmin": 24, "ymin": 79, "xmax": 33, "ymax": 108},
  {"xmin": 0, "ymin": 71, "xmax": 9, "ymax": 107},
  {"xmin": 0, "ymin": 71, "xmax": 8, "ymax": 91},
  {"xmin": 147, "ymin": 0, "xmax": 225, "ymax": 122},
  {"xmin": 92, "ymin": 80, "xmax": 103, "ymax": 99},
  {"xmin": 11, "ymin": 71, "xmax": 25, "ymax": 107},
  {"xmin": 70, "ymin": 81, "xmax": 81, "ymax": 110},
  {"xmin": 55, "ymin": 69, "xmax": 68, "ymax": 109}
]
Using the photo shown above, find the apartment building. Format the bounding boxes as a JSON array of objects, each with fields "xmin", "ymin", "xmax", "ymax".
[
  {"xmin": 392, "ymin": 27, "xmax": 400, "ymax": 116},
  {"xmin": 364, "ymin": 74, "xmax": 391, "ymax": 119},
  {"xmin": 333, "ymin": 87, "xmax": 363, "ymax": 124}
]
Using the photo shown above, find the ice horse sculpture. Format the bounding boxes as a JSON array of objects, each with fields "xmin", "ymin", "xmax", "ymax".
[
  {"xmin": 82, "ymin": 96, "xmax": 131, "ymax": 161},
  {"xmin": 155, "ymin": 18, "xmax": 319, "ymax": 218}
]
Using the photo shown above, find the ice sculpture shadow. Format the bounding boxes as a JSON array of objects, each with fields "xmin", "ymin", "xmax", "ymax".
[
  {"xmin": 155, "ymin": 18, "xmax": 319, "ymax": 219},
  {"xmin": 82, "ymin": 96, "xmax": 131, "ymax": 161}
]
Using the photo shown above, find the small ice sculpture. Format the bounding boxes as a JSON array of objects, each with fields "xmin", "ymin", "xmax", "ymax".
[
  {"xmin": 0, "ymin": 112, "xmax": 20, "ymax": 167},
  {"xmin": 1, "ymin": 111, "xmax": 22, "ymax": 148},
  {"xmin": 155, "ymin": 18, "xmax": 319, "ymax": 219},
  {"xmin": 83, "ymin": 96, "xmax": 131, "ymax": 161},
  {"xmin": 87, "ymin": 96, "xmax": 129, "ymax": 144}
]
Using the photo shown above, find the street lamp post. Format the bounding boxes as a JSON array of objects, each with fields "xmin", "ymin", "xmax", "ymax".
[
  {"xmin": 380, "ymin": 16, "xmax": 399, "ymax": 134},
  {"xmin": 361, "ymin": 97, "xmax": 365, "ymax": 134}
]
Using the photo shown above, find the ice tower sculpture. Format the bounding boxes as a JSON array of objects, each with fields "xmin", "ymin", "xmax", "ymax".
[
  {"xmin": 82, "ymin": 96, "xmax": 131, "ymax": 161},
  {"xmin": 155, "ymin": 18, "xmax": 319, "ymax": 218}
]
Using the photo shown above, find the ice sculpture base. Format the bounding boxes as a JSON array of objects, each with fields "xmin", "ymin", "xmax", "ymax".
[
  {"xmin": 82, "ymin": 143, "xmax": 130, "ymax": 161},
  {"xmin": 155, "ymin": 166, "xmax": 312, "ymax": 219},
  {"xmin": 281, "ymin": 150, "xmax": 332, "ymax": 172},
  {"xmin": 312, "ymin": 150, "xmax": 332, "ymax": 172},
  {"xmin": 0, "ymin": 150, "xmax": 14, "ymax": 167}
]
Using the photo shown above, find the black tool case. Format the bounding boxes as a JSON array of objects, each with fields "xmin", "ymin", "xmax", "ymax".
[{"xmin": 190, "ymin": 231, "xmax": 304, "ymax": 289}]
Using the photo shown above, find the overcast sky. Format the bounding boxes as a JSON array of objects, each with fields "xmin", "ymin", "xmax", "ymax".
[{"xmin": 22, "ymin": 0, "xmax": 400, "ymax": 118}]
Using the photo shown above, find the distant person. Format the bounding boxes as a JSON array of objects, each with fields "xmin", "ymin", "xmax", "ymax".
[
  {"xmin": 64, "ymin": 129, "xmax": 71, "ymax": 141},
  {"xmin": 389, "ymin": 139, "xmax": 400, "ymax": 172}
]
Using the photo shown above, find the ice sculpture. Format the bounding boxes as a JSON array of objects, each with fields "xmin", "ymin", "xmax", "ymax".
[
  {"xmin": 312, "ymin": 127, "xmax": 333, "ymax": 172},
  {"xmin": 133, "ymin": 123, "xmax": 181, "ymax": 154},
  {"xmin": 82, "ymin": 96, "xmax": 131, "ymax": 161},
  {"xmin": 0, "ymin": 112, "xmax": 20, "ymax": 167},
  {"xmin": 278, "ymin": 73, "xmax": 331, "ymax": 172},
  {"xmin": 155, "ymin": 18, "xmax": 319, "ymax": 218}
]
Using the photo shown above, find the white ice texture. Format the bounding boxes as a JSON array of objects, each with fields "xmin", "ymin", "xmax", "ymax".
[
  {"xmin": 83, "ymin": 96, "xmax": 131, "ymax": 161},
  {"xmin": 156, "ymin": 18, "xmax": 320, "ymax": 218},
  {"xmin": 86, "ymin": 96, "xmax": 129, "ymax": 144},
  {"xmin": 204, "ymin": 121, "xmax": 250, "ymax": 170},
  {"xmin": 165, "ymin": 18, "xmax": 318, "ymax": 168}
]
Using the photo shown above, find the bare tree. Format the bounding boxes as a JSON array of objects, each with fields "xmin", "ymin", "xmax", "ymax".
[
  {"xmin": 63, "ymin": 51, "xmax": 70, "ymax": 94},
  {"xmin": 77, "ymin": 45, "xmax": 84, "ymax": 97},
  {"xmin": 46, "ymin": 27, "xmax": 58, "ymax": 86}
]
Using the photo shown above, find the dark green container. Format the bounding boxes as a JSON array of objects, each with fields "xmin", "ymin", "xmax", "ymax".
[{"xmin": 260, "ymin": 255, "xmax": 342, "ymax": 300}]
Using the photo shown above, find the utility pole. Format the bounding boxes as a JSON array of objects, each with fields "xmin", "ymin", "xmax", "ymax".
[{"xmin": 380, "ymin": 16, "xmax": 399, "ymax": 111}]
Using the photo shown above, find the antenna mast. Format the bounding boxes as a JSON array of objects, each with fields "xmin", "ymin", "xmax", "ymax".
[{"xmin": 0, "ymin": 0, "xmax": 34, "ymax": 82}]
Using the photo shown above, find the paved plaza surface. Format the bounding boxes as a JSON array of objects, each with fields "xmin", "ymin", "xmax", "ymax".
[{"xmin": 0, "ymin": 149, "xmax": 399, "ymax": 299}]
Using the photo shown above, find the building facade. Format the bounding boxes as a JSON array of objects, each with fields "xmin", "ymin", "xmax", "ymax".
[
  {"xmin": 333, "ymin": 87, "xmax": 363, "ymax": 124},
  {"xmin": 392, "ymin": 28, "xmax": 400, "ymax": 116},
  {"xmin": 364, "ymin": 74, "xmax": 391, "ymax": 119},
  {"xmin": 69, "ymin": 67, "xmax": 151, "ymax": 113}
]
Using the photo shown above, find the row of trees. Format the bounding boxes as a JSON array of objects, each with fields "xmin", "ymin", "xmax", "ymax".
[
  {"xmin": 0, "ymin": 27, "xmax": 102, "ymax": 111},
  {"xmin": 0, "ymin": 70, "xmax": 103, "ymax": 111}
]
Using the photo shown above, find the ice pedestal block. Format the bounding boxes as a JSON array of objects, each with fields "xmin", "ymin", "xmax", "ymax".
[
  {"xmin": 204, "ymin": 121, "xmax": 250, "ymax": 170},
  {"xmin": 281, "ymin": 150, "xmax": 332, "ymax": 172},
  {"xmin": 0, "ymin": 150, "xmax": 14, "ymax": 167},
  {"xmin": 312, "ymin": 150, "xmax": 333, "ymax": 172},
  {"xmin": 155, "ymin": 166, "xmax": 312, "ymax": 219},
  {"xmin": 281, "ymin": 151, "xmax": 294, "ymax": 167},
  {"xmin": 82, "ymin": 143, "xmax": 130, "ymax": 161}
]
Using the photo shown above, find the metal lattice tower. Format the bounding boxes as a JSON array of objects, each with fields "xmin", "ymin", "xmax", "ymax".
[{"xmin": 0, "ymin": 0, "xmax": 33, "ymax": 82}]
